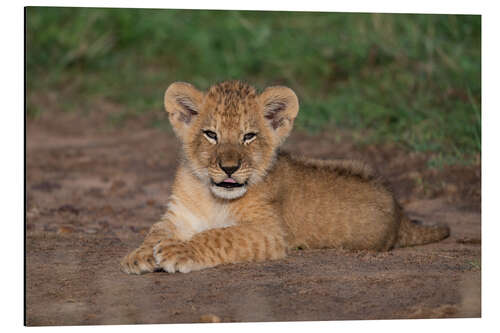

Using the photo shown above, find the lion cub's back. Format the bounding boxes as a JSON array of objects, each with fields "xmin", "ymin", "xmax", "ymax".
[{"xmin": 276, "ymin": 152, "xmax": 399, "ymax": 251}]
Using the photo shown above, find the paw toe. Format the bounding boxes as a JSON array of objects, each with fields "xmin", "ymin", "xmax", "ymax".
[
  {"xmin": 153, "ymin": 241, "xmax": 203, "ymax": 273},
  {"xmin": 120, "ymin": 247, "xmax": 156, "ymax": 275}
]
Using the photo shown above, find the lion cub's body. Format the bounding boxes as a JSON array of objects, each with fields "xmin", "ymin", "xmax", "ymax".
[
  {"xmin": 169, "ymin": 152, "xmax": 397, "ymax": 250},
  {"xmin": 121, "ymin": 81, "xmax": 449, "ymax": 275}
]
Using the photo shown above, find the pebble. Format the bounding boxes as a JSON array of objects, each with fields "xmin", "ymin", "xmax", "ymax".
[
  {"xmin": 456, "ymin": 237, "xmax": 481, "ymax": 245},
  {"xmin": 98, "ymin": 205, "xmax": 114, "ymax": 215},
  {"xmin": 110, "ymin": 180, "xmax": 126, "ymax": 192},
  {"xmin": 58, "ymin": 204, "xmax": 79, "ymax": 215},
  {"xmin": 27, "ymin": 207, "xmax": 40, "ymax": 219},
  {"xmin": 85, "ymin": 228, "xmax": 98, "ymax": 234},
  {"xmin": 444, "ymin": 183, "xmax": 458, "ymax": 194},
  {"xmin": 199, "ymin": 314, "xmax": 221, "ymax": 323},
  {"xmin": 57, "ymin": 226, "xmax": 74, "ymax": 234}
]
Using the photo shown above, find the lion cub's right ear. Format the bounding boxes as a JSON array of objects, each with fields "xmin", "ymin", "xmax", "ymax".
[{"xmin": 164, "ymin": 82, "xmax": 204, "ymax": 139}]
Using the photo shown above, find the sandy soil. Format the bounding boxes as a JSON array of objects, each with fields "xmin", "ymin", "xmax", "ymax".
[{"xmin": 25, "ymin": 109, "xmax": 481, "ymax": 326}]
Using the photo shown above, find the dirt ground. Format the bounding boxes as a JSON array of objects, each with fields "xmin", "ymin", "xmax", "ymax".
[{"xmin": 25, "ymin": 108, "xmax": 481, "ymax": 326}]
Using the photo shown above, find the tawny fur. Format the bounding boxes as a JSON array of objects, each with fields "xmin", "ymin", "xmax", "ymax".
[{"xmin": 120, "ymin": 80, "xmax": 449, "ymax": 275}]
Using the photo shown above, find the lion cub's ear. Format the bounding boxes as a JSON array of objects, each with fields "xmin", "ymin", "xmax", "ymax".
[
  {"xmin": 259, "ymin": 86, "xmax": 299, "ymax": 145},
  {"xmin": 164, "ymin": 82, "xmax": 204, "ymax": 139}
]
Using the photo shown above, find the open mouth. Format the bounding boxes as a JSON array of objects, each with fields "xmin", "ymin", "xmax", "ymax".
[{"xmin": 213, "ymin": 178, "xmax": 246, "ymax": 189}]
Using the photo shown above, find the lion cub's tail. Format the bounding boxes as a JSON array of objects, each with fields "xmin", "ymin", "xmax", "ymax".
[{"xmin": 395, "ymin": 216, "xmax": 450, "ymax": 248}]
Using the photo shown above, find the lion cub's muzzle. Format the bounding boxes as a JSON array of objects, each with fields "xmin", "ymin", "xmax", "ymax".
[
  {"xmin": 213, "ymin": 161, "xmax": 247, "ymax": 188},
  {"xmin": 209, "ymin": 159, "xmax": 250, "ymax": 199}
]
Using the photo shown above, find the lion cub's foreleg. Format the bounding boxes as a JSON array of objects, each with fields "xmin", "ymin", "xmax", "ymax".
[
  {"xmin": 120, "ymin": 220, "xmax": 179, "ymax": 275},
  {"xmin": 153, "ymin": 222, "xmax": 287, "ymax": 273}
]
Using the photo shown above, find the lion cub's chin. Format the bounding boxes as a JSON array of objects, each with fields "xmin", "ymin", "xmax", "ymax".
[{"xmin": 210, "ymin": 184, "xmax": 248, "ymax": 200}]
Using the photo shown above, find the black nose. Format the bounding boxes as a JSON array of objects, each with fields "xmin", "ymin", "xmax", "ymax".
[{"xmin": 219, "ymin": 162, "xmax": 240, "ymax": 176}]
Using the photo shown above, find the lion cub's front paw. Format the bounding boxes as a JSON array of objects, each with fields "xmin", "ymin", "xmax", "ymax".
[
  {"xmin": 120, "ymin": 245, "xmax": 158, "ymax": 275},
  {"xmin": 153, "ymin": 240, "xmax": 207, "ymax": 274}
]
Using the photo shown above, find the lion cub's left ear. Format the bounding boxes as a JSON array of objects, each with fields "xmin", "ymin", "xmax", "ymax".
[
  {"xmin": 164, "ymin": 82, "xmax": 204, "ymax": 139},
  {"xmin": 259, "ymin": 86, "xmax": 299, "ymax": 145}
]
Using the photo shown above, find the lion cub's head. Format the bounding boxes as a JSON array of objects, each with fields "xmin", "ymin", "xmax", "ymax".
[{"xmin": 164, "ymin": 80, "xmax": 299, "ymax": 200}]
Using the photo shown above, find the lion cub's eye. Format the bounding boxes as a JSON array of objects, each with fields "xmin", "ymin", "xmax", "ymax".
[
  {"xmin": 203, "ymin": 130, "xmax": 217, "ymax": 143},
  {"xmin": 243, "ymin": 132, "xmax": 257, "ymax": 143}
]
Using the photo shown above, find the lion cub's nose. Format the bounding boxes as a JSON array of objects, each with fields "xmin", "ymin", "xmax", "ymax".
[{"xmin": 219, "ymin": 162, "xmax": 241, "ymax": 177}]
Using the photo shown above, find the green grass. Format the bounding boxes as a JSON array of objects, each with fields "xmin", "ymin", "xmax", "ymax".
[{"xmin": 26, "ymin": 7, "xmax": 481, "ymax": 165}]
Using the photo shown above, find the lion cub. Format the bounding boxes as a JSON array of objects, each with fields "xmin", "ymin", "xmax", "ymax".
[{"xmin": 120, "ymin": 80, "xmax": 449, "ymax": 274}]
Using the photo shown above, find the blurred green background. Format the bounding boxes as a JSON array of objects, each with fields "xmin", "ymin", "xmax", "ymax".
[{"xmin": 26, "ymin": 7, "xmax": 481, "ymax": 166}]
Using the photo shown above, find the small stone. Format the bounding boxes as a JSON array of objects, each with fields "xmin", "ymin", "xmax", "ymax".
[
  {"xmin": 456, "ymin": 237, "xmax": 481, "ymax": 245},
  {"xmin": 98, "ymin": 205, "xmax": 114, "ymax": 215},
  {"xmin": 27, "ymin": 207, "xmax": 40, "ymax": 219},
  {"xmin": 110, "ymin": 180, "xmax": 126, "ymax": 192},
  {"xmin": 199, "ymin": 314, "xmax": 221, "ymax": 323},
  {"xmin": 444, "ymin": 183, "xmax": 458, "ymax": 194},
  {"xmin": 57, "ymin": 226, "xmax": 74, "ymax": 234},
  {"xmin": 58, "ymin": 204, "xmax": 79, "ymax": 215}
]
